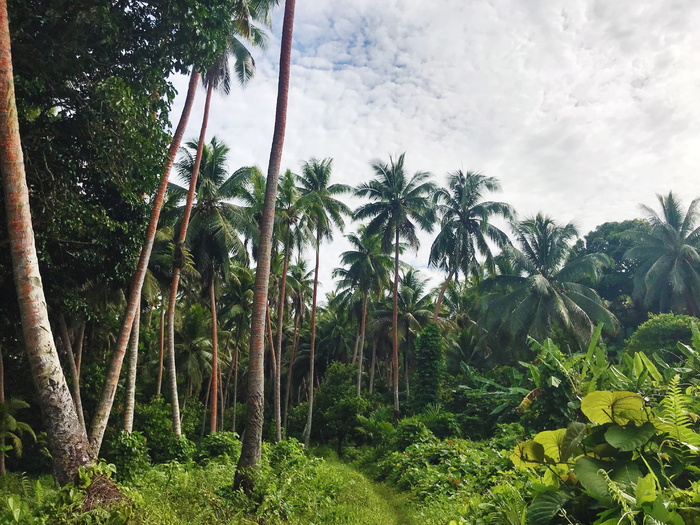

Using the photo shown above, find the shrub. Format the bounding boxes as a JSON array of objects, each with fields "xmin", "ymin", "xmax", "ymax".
[
  {"xmin": 413, "ymin": 323, "xmax": 446, "ymax": 407},
  {"xmin": 393, "ymin": 417, "xmax": 433, "ymax": 451},
  {"xmin": 198, "ymin": 432, "xmax": 241, "ymax": 462},
  {"xmin": 625, "ymin": 312, "xmax": 695, "ymax": 361},
  {"xmin": 103, "ymin": 430, "xmax": 150, "ymax": 481}
]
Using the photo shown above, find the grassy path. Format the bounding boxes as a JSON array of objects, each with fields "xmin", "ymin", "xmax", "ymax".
[{"xmin": 310, "ymin": 458, "xmax": 421, "ymax": 525}]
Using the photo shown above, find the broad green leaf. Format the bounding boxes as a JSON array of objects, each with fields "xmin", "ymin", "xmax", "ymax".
[
  {"xmin": 604, "ymin": 422, "xmax": 656, "ymax": 452},
  {"xmin": 510, "ymin": 441, "xmax": 545, "ymax": 469},
  {"xmin": 560, "ymin": 422, "xmax": 588, "ymax": 460},
  {"xmin": 526, "ymin": 491, "xmax": 569, "ymax": 525},
  {"xmin": 635, "ymin": 474, "xmax": 656, "ymax": 505},
  {"xmin": 533, "ymin": 429, "xmax": 567, "ymax": 464},
  {"xmin": 574, "ymin": 456, "xmax": 612, "ymax": 503},
  {"xmin": 581, "ymin": 391, "xmax": 644, "ymax": 425},
  {"xmin": 637, "ymin": 353, "xmax": 663, "ymax": 383}
]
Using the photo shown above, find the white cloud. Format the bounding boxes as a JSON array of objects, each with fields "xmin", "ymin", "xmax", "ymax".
[{"xmin": 169, "ymin": 0, "xmax": 700, "ymax": 296}]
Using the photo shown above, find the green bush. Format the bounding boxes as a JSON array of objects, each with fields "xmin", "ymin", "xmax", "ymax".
[
  {"xmin": 102, "ymin": 430, "xmax": 150, "ymax": 481},
  {"xmin": 393, "ymin": 417, "xmax": 433, "ymax": 451},
  {"xmin": 134, "ymin": 396, "xmax": 200, "ymax": 463},
  {"xmin": 625, "ymin": 312, "xmax": 696, "ymax": 361},
  {"xmin": 413, "ymin": 323, "xmax": 446, "ymax": 407},
  {"xmin": 198, "ymin": 431, "xmax": 241, "ymax": 461}
]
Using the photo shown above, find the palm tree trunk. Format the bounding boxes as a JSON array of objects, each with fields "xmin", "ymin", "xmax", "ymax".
[
  {"xmin": 165, "ymin": 76, "xmax": 214, "ymax": 437},
  {"xmin": 209, "ymin": 278, "xmax": 219, "ymax": 433},
  {"xmin": 369, "ymin": 339, "xmax": 377, "ymax": 394},
  {"xmin": 433, "ymin": 270, "xmax": 455, "ymax": 322},
  {"xmin": 303, "ymin": 231, "xmax": 321, "ymax": 448},
  {"xmin": 392, "ymin": 229, "xmax": 401, "ymax": 419},
  {"xmin": 89, "ymin": 69, "xmax": 200, "ymax": 453},
  {"xmin": 123, "ymin": 306, "xmax": 140, "ymax": 433},
  {"xmin": 235, "ymin": 0, "xmax": 296, "ymax": 492},
  {"xmin": 165, "ymin": 272, "xmax": 183, "ymax": 438},
  {"xmin": 356, "ymin": 295, "xmax": 368, "ymax": 396},
  {"xmin": 284, "ymin": 303, "xmax": 301, "ymax": 429},
  {"xmin": 156, "ymin": 307, "xmax": 165, "ymax": 397},
  {"xmin": 0, "ymin": 5, "xmax": 94, "ymax": 482},
  {"xmin": 75, "ymin": 321, "xmax": 85, "ymax": 380},
  {"xmin": 351, "ymin": 325, "xmax": 360, "ymax": 364},
  {"xmin": 273, "ymin": 242, "xmax": 291, "ymax": 441},
  {"xmin": 266, "ymin": 304, "xmax": 277, "ymax": 379},
  {"xmin": 58, "ymin": 315, "xmax": 86, "ymax": 432}
]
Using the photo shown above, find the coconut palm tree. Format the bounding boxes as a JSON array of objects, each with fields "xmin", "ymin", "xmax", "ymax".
[
  {"xmin": 481, "ymin": 213, "xmax": 617, "ymax": 348},
  {"xmin": 332, "ymin": 226, "xmax": 392, "ymax": 395},
  {"xmin": 625, "ymin": 192, "xmax": 700, "ymax": 315},
  {"xmin": 173, "ymin": 137, "xmax": 247, "ymax": 432},
  {"xmin": 430, "ymin": 170, "xmax": 513, "ymax": 321},
  {"xmin": 297, "ymin": 157, "xmax": 351, "ymax": 447},
  {"xmin": 236, "ymin": 0, "xmax": 297, "ymax": 492},
  {"xmin": 354, "ymin": 153, "xmax": 436, "ymax": 418}
]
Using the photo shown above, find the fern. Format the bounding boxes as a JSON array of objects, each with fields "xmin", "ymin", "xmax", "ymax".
[{"xmin": 654, "ymin": 375, "xmax": 700, "ymax": 451}]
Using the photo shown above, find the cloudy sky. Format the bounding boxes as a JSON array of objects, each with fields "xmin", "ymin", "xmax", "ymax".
[{"xmin": 172, "ymin": 0, "xmax": 700, "ymax": 295}]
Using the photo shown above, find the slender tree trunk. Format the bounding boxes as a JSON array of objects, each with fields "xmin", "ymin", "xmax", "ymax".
[
  {"xmin": 266, "ymin": 304, "xmax": 277, "ymax": 379},
  {"xmin": 284, "ymin": 303, "xmax": 301, "ymax": 429},
  {"xmin": 221, "ymin": 334, "xmax": 233, "ymax": 414},
  {"xmin": 351, "ymin": 324, "xmax": 360, "ymax": 364},
  {"xmin": 231, "ymin": 340, "xmax": 240, "ymax": 433},
  {"xmin": 356, "ymin": 295, "xmax": 367, "ymax": 396},
  {"xmin": 156, "ymin": 308, "xmax": 165, "ymax": 397},
  {"xmin": 0, "ymin": 5, "xmax": 93, "ymax": 482},
  {"xmin": 58, "ymin": 315, "xmax": 86, "ymax": 432},
  {"xmin": 303, "ymin": 231, "xmax": 321, "ymax": 448},
  {"xmin": 235, "ymin": 0, "xmax": 296, "ymax": 492},
  {"xmin": 0, "ymin": 348, "xmax": 5, "ymax": 475},
  {"xmin": 89, "ymin": 69, "xmax": 200, "ymax": 453},
  {"xmin": 392, "ymin": 230, "xmax": 401, "ymax": 419},
  {"xmin": 75, "ymin": 321, "xmax": 84, "ymax": 380},
  {"xmin": 165, "ymin": 272, "xmax": 182, "ymax": 438},
  {"xmin": 369, "ymin": 339, "xmax": 377, "ymax": 394},
  {"xmin": 210, "ymin": 278, "xmax": 219, "ymax": 433},
  {"xmin": 165, "ymin": 76, "xmax": 213, "ymax": 437},
  {"xmin": 123, "ymin": 306, "xmax": 140, "ymax": 433},
  {"xmin": 273, "ymin": 243, "xmax": 291, "ymax": 441},
  {"xmin": 433, "ymin": 270, "xmax": 455, "ymax": 322}
]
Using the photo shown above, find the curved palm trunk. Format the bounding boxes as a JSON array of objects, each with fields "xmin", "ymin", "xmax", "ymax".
[
  {"xmin": 89, "ymin": 69, "xmax": 200, "ymax": 453},
  {"xmin": 433, "ymin": 269, "xmax": 455, "ymax": 322},
  {"xmin": 235, "ymin": 0, "xmax": 296, "ymax": 492},
  {"xmin": 392, "ymin": 230, "xmax": 401, "ymax": 419},
  {"xmin": 356, "ymin": 295, "xmax": 368, "ymax": 396},
  {"xmin": 123, "ymin": 306, "xmax": 140, "ymax": 433},
  {"xmin": 209, "ymin": 278, "xmax": 219, "ymax": 433},
  {"xmin": 0, "ymin": 6, "xmax": 93, "ymax": 482},
  {"xmin": 369, "ymin": 339, "xmax": 377, "ymax": 394},
  {"xmin": 284, "ymin": 302, "xmax": 302, "ymax": 429},
  {"xmin": 273, "ymin": 242, "xmax": 291, "ymax": 441},
  {"xmin": 58, "ymin": 315, "xmax": 86, "ymax": 432},
  {"xmin": 303, "ymin": 231, "xmax": 321, "ymax": 448},
  {"xmin": 156, "ymin": 307, "xmax": 165, "ymax": 397},
  {"xmin": 165, "ymin": 76, "xmax": 213, "ymax": 436}
]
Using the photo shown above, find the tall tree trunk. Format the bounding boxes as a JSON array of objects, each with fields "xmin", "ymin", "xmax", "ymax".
[
  {"xmin": 283, "ymin": 302, "xmax": 301, "ymax": 429},
  {"xmin": 433, "ymin": 270, "xmax": 455, "ymax": 321},
  {"xmin": 273, "ymin": 242, "xmax": 291, "ymax": 441},
  {"xmin": 356, "ymin": 295, "xmax": 367, "ymax": 396},
  {"xmin": 123, "ymin": 306, "xmax": 141, "ymax": 433},
  {"xmin": 351, "ymin": 324, "xmax": 360, "ymax": 364},
  {"xmin": 303, "ymin": 231, "xmax": 321, "ymax": 448},
  {"xmin": 165, "ymin": 76, "xmax": 213, "ymax": 437},
  {"xmin": 209, "ymin": 278, "xmax": 219, "ymax": 433},
  {"xmin": 235, "ymin": 0, "xmax": 296, "ymax": 492},
  {"xmin": 89, "ymin": 69, "xmax": 200, "ymax": 453},
  {"xmin": 58, "ymin": 315, "xmax": 86, "ymax": 432},
  {"xmin": 369, "ymin": 339, "xmax": 377, "ymax": 394},
  {"xmin": 75, "ymin": 321, "xmax": 84, "ymax": 380},
  {"xmin": 266, "ymin": 304, "xmax": 277, "ymax": 379},
  {"xmin": 221, "ymin": 333, "xmax": 233, "ymax": 414},
  {"xmin": 0, "ymin": 4, "xmax": 93, "ymax": 482},
  {"xmin": 156, "ymin": 307, "xmax": 165, "ymax": 397},
  {"xmin": 0, "ymin": 348, "xmax": 5, "ymax": 475},
  {"xmin": 392, "ymin": 229, "xmax": 401, "ymax": 419}
]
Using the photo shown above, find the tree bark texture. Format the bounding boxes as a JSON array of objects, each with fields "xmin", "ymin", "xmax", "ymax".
[
  {"xmin": 123, "ymin": 306, "xmax": 140, "ymax": 433},
  {"xmin": 235, "ymin": 0, "xmax": 296, "ymax": 492},
  {"xmin": 89, "ymin": 69, "xmax": 200, "ymax": 453},
  {"xmin": 0, "ymin": 3, "xmax": 94, "ymax": 483},
  {"xmin": 58, "ymin": 315, "xmax": 86, "ymax": 432}
]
